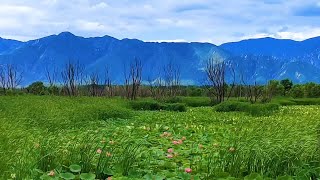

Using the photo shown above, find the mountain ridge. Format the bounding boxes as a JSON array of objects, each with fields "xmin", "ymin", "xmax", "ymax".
[{"xmin": 0, "ymin": 32, "xmax": 320, "ymax": 85}]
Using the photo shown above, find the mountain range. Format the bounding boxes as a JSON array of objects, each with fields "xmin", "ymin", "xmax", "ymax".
[{"xmin": 0, "ymin": 32, "xmax": 320, "ymax": 86}]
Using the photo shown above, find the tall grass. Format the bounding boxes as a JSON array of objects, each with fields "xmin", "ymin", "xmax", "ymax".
[{"xmin": 0, "ymin": 96, "xmax": 320, "ymax": 179}]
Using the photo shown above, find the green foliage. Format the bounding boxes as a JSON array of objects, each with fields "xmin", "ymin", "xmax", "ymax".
[
  {"xmin": 27, "ymin": 81, "xmax": 47, "ymax": 95},
  {"xmin": 215, "ymin": 101, "xmax": 280, "ymax": 116},
  {"xmin": 215, "ymin": 101, "xmax": 249, "ymax": 112},
  {"xmin": 280, "ymin": 79, "xmax": 293, "ymax": 96},
  {"xmin": 130, "ymin": 100, "xmax": 165, "ymax": 111},
  {"xmin": 164, "ymin": 103, "xmax": 187, "ymax": 112},
  {"xmin": 246, "ymin": 103, "xmax": 280, "ymax": 116},
  {"xmin": 130, "ymin": 100, "xmax": 187, "ymax": 112},
  {"xmin": 290, "ymin": 85, "xmax": 304, "ymax": 98},
  {"xmin": 1, "ymin": 96, "xmax": 320, "ymax": 179}
]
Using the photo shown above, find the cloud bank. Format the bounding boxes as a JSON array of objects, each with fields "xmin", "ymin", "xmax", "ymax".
[{"xmin": 0, "ymin": 0, "xmax": 319, "ymax": 44}]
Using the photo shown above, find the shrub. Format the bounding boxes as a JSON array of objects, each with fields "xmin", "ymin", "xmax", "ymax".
[
  {"xmin": 27, "ymin": 81, "xmax": 47, "ymax": 95},
  {"xmin": 291, "ymin": 99, "xmax": 320, "ymax": 105},
  {"xmin": 247, "ymin": 103, "xmax": 280, "ymax": 116},
  {"xmin": 215, "ymin": 101, "xmax": 249, "ymax": 112},
  {"xmin": 164, "ymin": 103, "xmax": 187, "ymax": 112},
  {"xmin": 180, "ymin": 97, "xmax": 212, "ymax": 107},
  {"xmin": 130, "ymin": 100, "xmax": 187, "ymax": 112},
  {"xmin": 130, "ymin": 100, "xmax": 165, "ymax": 111},
  {"xmin": 82, "ymin": 106, "xmax": 133, "ymax": 120},
  {"xmin": 215, "ymin": 101, "xmax": 280, "ymax": 116},
  {"xmin": 161, "ymin": 97, "xmax": 182, "ymax": 103}
]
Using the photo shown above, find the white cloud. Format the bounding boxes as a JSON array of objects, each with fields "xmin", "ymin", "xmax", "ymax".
[{"xmin": 0, "ymin": 0, "xmax": 319, "ymax": 44}]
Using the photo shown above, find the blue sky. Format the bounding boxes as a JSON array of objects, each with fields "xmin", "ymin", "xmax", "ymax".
[{"xmin": 0, "ymin": 0, "xmax": 320, "ymax": 44}]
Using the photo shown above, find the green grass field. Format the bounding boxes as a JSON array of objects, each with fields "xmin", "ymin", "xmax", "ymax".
[{"xmin": 1, "ymin": 96, "xmax": 320, "ymax": 179}]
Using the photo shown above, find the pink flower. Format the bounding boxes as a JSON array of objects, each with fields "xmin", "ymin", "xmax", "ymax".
[
  {"xmin": 172, "ymin": 140, "xmax": 179, "ymax": 145},
  {"xmin": 167, "ymin": 148, "xmax": 174, "ymax": 153},
  {"xmin": 229, "ymin": 147, "xmax": 236, "ymax": 153},
  {"xmin": 106, "ymin": 152, "xmax": 112, "ymax": 157},
  {"xmin": 167, "ymin": 154, "xmax": 174, "ymax": 158},
  {"xmin": 199, "ymin": 144, "xmax": 203, "ymax": 149},
  {"xmin": 177, "ymin": 139, "xmax": 183, "ymax": 144},
  {"xmin": 48, "ymin": 170, "xmax": 55, "ymax": 176},
  {"xmin": 97, "ymin": 148, "xmax": 102, "ymax": 154},
  {"xmin": 107, "ymin": 177, "xmax": 112, "ymax": 180},
  {"xmin": 185, "ymin": 168, "xmax": 192, "ymax": 173}
]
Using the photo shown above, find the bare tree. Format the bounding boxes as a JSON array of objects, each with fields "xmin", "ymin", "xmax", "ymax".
[
  {"xmin": 147, "ymin": 68, "xmax": 166, "ymax": 100},
  {"xmin": 85, "ymin": 72, "xmax": 101, "ymax": 96},
  {"xmin": 129, "ymin": 58, "xmax": 142, "ymax": 100},
  {"xmin": 163, "ymin": 61, "xmax": 181, "ymax": 97},
  {"xmin": 6, "ymin": 64, "xmax": 22, "ymax": 90},
  {"xmin": 61, "ymin": 61, "xmax": 84, "ymax": 96},
  {"xmin": 226, "ymin": 62, "xmax": 236, "ymax": 100},
  {"xmin": 0, "ymin": 65, "xmax": 6, "ymax": 93},
  {"xmin": 205, "ymin": 54, "xmax": 226, "ymax": 103},
  {"xmin": 45, "ymin": 65, "xmax": 58, "ymax": 87},
  {"xmin": 104, "ymin": 65, "xmax": 113, "ymax": 97}
]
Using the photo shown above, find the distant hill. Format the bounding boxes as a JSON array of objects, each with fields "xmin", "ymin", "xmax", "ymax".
[{"xmin": 0, "ymin": 32, "xmax": 320, "ymax": 85}]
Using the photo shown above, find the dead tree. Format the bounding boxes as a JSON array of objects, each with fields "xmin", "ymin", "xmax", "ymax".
[
  {"xmin": 61, "ymin": 61, "xmax": 84, "ymax": 96},
  {"xmin": 45, "ymin": 65, "xmax": 58, "ymax": 87},
  {"xmin": 205, "ymin": 54, "xmax": 226, "ymax": 103},
  {"xmin": 122, "ymin": 58, "xmax": 143, "ymax": 100},
  {"xmin": 0, "ymin": 65, "xmax": 6, "ymax": 93},
  {"xmin": 6, "ymin": 64, "xmax": 22, "ymax": 90},
  {"xmin": 147, "ymin": 66, "xmax": 166, "ymax": 99},
  {"xmin": 86, "ymin": 72, "xmax": 101, "ymax": 96},
  {"xmin": 226, "ymin": 62, "xmax": 236, "ymax": 100},
  {"xmin": 129, "ymin": 58, "xmax": 142, "ymax": 100},
  {"xmin": 104, "ymin": 65, "xmax": 113, "ymax": 97},
  {"xmin": 163, "ymin": 62, "xmax": 181, "ymax": 97}
]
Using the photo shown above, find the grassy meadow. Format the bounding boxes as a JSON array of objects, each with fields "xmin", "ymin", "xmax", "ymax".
[{"xmin": 1, "ymin": 95, "xmax": 320, "ymax": 179}]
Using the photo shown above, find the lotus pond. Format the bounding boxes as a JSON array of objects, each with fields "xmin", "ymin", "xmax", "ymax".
[{"xmin": 0, "ymin": 96, "xmax": 320, "ymax": 179}]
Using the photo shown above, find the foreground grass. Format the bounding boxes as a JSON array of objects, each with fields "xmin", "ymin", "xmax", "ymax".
[{"xmin": 0, "ymin": 96, "xmax": 320, "ymax": 179}]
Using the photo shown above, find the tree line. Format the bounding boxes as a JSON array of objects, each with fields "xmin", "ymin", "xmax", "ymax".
[{"xmin": 1, "ymin": 55, "xmax": 320, "ymax": 103}]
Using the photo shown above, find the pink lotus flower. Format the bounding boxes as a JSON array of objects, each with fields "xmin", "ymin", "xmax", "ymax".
[
  {"xmin": 172, "ymin": 140, "xmax": 179, "ymax": 145},
  {"xmin": 167, "ymin": 148, "xmax": 174, "ymax": 153},
  {"xmin": 48, "ymin": 170, "xmax": 55, "ymax": 176},
  {"xmin": 185, "ymin": 168, "xmax": 192, "ymax": 173},
  {"xmin": 107, "ymin": 177, "xmax": 112, "ymax": 180},
  {"xmin": 97, "ymin": 148, "xmax": 102, "ymax": 154},
  {"xmin": 167, "ymin": 154, "xmax": 174, "ymax": 158},
  {"xmin": 199, "ymin": 144, "xmax": 203, "ymax": 149},
  {"xmin": 177, "ymin": 139, "xmax": 183, "ymax": 144},
  {"xmin": 229, "ymin": 147, "xmax": 236, "ymax": 153}
]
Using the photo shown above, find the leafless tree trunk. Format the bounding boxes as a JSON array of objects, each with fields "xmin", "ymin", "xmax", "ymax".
[
  {"xmin": 0, "ymin": 65, "xmax": 6, "ymax": 93},
  {"xmin": 6, "ymin": 64, "xmax": 22, "ymax": 90},
  {"xmin": 61, "ymin": 61, "xmax": 84, "ymax": 96},
  {"xmin": 226, "ymin": 63, "xmax": 236, "ymax": 100},
  {"xmin": 205, "ymin": 54, "xmax": 226, "ymax": 103},
  {"xmin": 123, "ymin": 58, "xmax": 143, "ymax": 100},
  {"xmin": 164, "ymin": 61, "xmax": 181, "ymax": 97},
  {"xmin": 104, "ymin": 65, "xmax": 113, "ymax": 97},
  {"xmin": 129, "ymin": 58, "xmax": 142, "ymax": 100},
  {"xmin": 45, "ymin": 65, "xmax": 58, "ymax": 87},
  {"xmin": 85, "ymin": 72, "xmax": 101, "ymax": 96}
]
